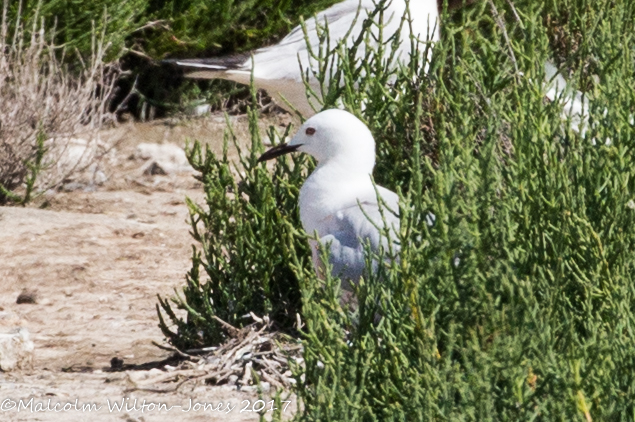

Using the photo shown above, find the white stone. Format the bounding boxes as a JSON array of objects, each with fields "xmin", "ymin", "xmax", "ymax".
[
  {"xmin": 52, "ymin": 138, "xmax": 97, "ymax": 175},
  {"xmin": 135, "ymin": 143, "xmax": 193, "ymax": 174},
  {"xmin": 0, "ymin": 328, "xmax": 34, "ymax": 371},
  {"xmin": 190, "ymin": 104, "xmax": 211, "ymax": 116}
]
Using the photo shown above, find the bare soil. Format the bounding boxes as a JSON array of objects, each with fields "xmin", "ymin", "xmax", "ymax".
[{"xmin": 0, "ymin": 113, "xmax": 296, "ymax": 421}]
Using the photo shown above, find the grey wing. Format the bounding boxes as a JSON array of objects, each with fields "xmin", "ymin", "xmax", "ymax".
[
  {"xmin": 336, "ymin": 186, "xmax": 401, "ymax": 252},
  {"xmin": 313, "ymin": 196, "xmax": 400, "ymax": 287}
]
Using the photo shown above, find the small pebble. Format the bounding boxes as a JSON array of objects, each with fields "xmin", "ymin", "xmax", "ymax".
[{"xmin": 110, "ymin": 357, "xmax": 124, "ymax": 370}]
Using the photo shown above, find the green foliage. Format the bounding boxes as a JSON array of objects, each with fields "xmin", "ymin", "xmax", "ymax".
[
  {"xmin": 157, "ymin": 102, "xmax": 312, "ymax": 350},
  {"xmin": 10, "ymin": 0, "xmax": 343, "ymax": 63},
  {"xmin": 143, "ymin": 0, "xmax": 341, "ymax": 58},
  {"xmin": 0, "ymin": 131, "xmax": 46, "ymax": 205},
  {"xmin": 161, "ymin": 0, "xmax": 635, "ymax": 419},
  {"xmin": 9, "ymin": 0, "xmax": 146, "ymax": 61}
]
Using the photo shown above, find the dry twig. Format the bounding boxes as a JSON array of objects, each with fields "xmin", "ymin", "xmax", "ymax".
[
  {"xmin": 145, "ymin": 314, "xmax": 302, "ymax": 392},
  {"xmin": 0, "ymin": 0, "xmax": 118, "ymax": 203}
]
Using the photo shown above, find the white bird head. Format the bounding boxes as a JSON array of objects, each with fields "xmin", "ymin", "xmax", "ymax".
[{"xmin": 258, "ymin": 109, "xmax": 376, "ymax": 174}]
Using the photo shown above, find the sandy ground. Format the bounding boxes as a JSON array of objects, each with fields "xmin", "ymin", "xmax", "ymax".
[{"xmin": 0, "ymin": 113, "xmax": 297, "ymax": 421}]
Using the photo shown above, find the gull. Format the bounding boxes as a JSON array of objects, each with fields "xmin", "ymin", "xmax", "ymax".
[
  {"xmin": 544, "ymin": 61, "xmax": 590, "ymax": 136},
  {"xmin": 171, "ymin": 0, "xmax": 440, "ymax": 116},
  {"xmin": 258, "ymin": 109, "xmax": 400, "ymax": 287},
  {"xmin": 544, "ymin": 62, "xmax": 635, "ymax": 144}
]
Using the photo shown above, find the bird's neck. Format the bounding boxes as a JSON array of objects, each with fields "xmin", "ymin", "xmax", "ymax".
[
  {"xmin": 316, "ymin": 158, "xmax": 373, "ymax": 180},
  {"xmin": 299, "ymin": 161, "xmax": 374, "ymax": 236}
]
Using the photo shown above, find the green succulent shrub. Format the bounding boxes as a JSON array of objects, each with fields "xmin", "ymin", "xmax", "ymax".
[
  {"xmin": 7, "ymin": 0, "xmax": 146, "ymax": 61},
  {"xmin": 157, "ymin": 108, "xmax": 311, "ymax": 349},
  {"xmin": 143, "ymin": 0, "xmax": 342, "ymax": 58},
  {"xmin": 160, "ymin": 0, "xmax": 635, "ymax": 419},
  {"xmin": 9, "ymin": 0, "xmax": 340, "ymax": 58}
]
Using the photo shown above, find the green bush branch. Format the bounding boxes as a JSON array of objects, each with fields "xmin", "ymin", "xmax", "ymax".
[{"xmin": 0, "ymin": 130, "xmax": 47, "ymax": 206}]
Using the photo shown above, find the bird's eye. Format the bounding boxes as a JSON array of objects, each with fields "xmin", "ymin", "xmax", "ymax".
[{"xmin": 305, "ymin": 127, "xmax": 316, "ymax": 136}]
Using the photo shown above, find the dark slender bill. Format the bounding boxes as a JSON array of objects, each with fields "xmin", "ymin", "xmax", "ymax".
[{"xmin": 258, "ymin": 143, "xmax": 302, "ymax": 162}]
